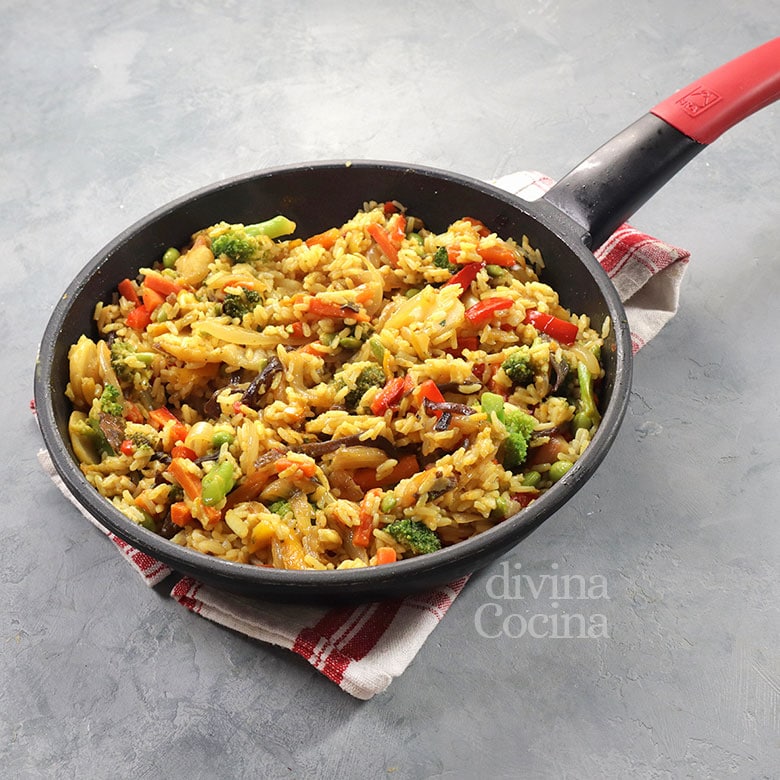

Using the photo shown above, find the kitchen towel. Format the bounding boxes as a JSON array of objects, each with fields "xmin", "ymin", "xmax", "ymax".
[{"xmin": 38, "ymin": 171, "xmax": 689, "ymax": 700}]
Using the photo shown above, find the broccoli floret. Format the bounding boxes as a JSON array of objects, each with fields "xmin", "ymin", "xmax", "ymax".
[
  {"xmin": 501, "ymin": 347, "xmax": 534, "ymax": 386},
  {"xmin": 222, "ymin": 288, "xmax": 262, "ymax": 319},
  {"xmin": 129, "ymin": 433, "xmax": 155, "ymax": 452},
  {"xmin": 385, "ymin": 519, "xmax": 442, "ymax": 555},
  {"xmin": 110, "ymin": 340, "xmax": 155, "ymax": 381},
  {"xmin": 433, "ymin": 246, "xmax": 457, "ymax": 273},
  {"xmin": 99, "ymin": 384, "xmax": 124, "ymax": 417},
  {"xmin": 268, "ymin": 499, "xmax": 291, "ymax": 517},
  {"xmin": 211, "ymin": 216, "xmax": 297, "ymax": 262},
  {"xmin": 344, "ymin": 365, "xmax": 386, "ymax": 411},
  {"xmin": 481, "ymin": 392, "xmax": 536, "ymax": 471},
  {"xmin": 502, "ymin": 407, "xmax": 536, "ymax": 471}
]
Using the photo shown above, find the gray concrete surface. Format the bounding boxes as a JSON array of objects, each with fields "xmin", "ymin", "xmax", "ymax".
[{"xmin": 4, "ymin": 1, "xmax": 779, "ymax": 777}]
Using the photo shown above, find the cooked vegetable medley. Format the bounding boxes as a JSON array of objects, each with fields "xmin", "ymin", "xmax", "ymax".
[{"xmin": 65, "ymin": 202, "xmax": 606, "ymax": 569}]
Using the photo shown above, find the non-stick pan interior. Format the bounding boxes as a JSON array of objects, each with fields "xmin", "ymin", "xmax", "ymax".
[{"xmin": 36, "ymin": 161, "xmax": 631, "ymax": 602}]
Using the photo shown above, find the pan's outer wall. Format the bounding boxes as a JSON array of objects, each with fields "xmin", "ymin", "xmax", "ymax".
[{"xmin": 36, "ymin": 162, "xmax": 632, "ymax": 603}]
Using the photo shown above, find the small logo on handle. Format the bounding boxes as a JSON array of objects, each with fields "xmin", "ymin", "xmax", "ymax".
[{"xmin": 676, "ymin": 86, "xmax": 722, "ymax": 117}]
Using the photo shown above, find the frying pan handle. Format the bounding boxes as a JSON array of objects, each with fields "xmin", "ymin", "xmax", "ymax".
[
  {"xmin": 651, "ymin": 36, "xmax": 780, "ymax": 144},
  {"xmin": 543, "ymin": 37, "xmax": 780, "ymax": 250}
]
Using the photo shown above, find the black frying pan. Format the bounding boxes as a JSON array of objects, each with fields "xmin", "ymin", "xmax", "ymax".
[{"xmin": 35, "ymin": 39, "xmax": 780, "ymax": 603}]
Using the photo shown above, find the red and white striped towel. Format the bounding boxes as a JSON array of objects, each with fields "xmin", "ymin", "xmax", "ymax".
[{"xmin": 37, "ymin": 171, "xmax": 689, "ymax": 699}]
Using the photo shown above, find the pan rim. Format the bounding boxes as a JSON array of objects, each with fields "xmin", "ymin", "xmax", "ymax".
[{"xmin": 34, "ymin": 159, "xmax": 633, "ymax": 601}]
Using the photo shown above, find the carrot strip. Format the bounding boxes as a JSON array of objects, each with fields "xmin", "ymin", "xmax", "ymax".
[
  {"xmin": 171, "ymin": 445, "xmax": 198, "ymax": 461},
  {"xmin": 141, "ymin": 285, "xmax": 166, "ymax": 313},
  {"xmin": 143, "ymin": 272, "xmax": 183, "ymax": 297},
  {"xmin": 375, "ymin": 547, "xmax": 397, "ymax": 565},
  {"xmin": 170, "ymin": 501, "xmax": 193, "ymax": 527},
  {"xmin": 353, "ymin": 453, "xmax": 420, "ymax": 491},
  {"xmin": 367, "ymin": 222, "xmax": 400, "ymax": 266},
  {"xmin": 305, "ymin": 228, "xmax": 340, "ymax": 249},
  {"xmin": 168, "ymin": 457, "xmax": 203, "ymax": 502},
  {"xmin": 462, "ymin": 216, "xmax": 490, "ymax": 237},
  {"xmin": 274, "ymin": 457, "xmax": 317, "ymax": 478},
  {"xmin": 307, "ymin": 298, "xmax": 370, "ymax": 323},
  {"xmin": 476, "ymin": 244, "xmax": 516, "ymax": 266},
  {"xmin": 222, "ymin": 459, "xmax": 282, "ymax": 510},
  {"xmin": 353, "ymin": 488, "xmax": 381, "ymax": 547}
]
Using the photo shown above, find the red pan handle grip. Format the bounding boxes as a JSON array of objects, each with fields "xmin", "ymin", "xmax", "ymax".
[
  {"xmin": 544, "ymin": 37, "xmax": 780, "ymax": 249},
  {"xmin": 651, "ymin": 37, "xmax": 780, "ymax": 144}
]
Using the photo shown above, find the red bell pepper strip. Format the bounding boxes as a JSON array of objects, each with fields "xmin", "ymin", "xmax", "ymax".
[
  {"xmin": 118, "ymin": 278, "xmax": 140, "ymax": 306},
  {"xmin": 464, "ymin": 297, "xmax": 514, "ymax": 327},
  {"xmin": 119, "ymin": 439, "xmax": 135, "ymax": 457},
  {"xmin": 445, "ymin": 335, "xmax": 480, "ymax": 358},
  {"xmin": 445, "ymin": 261, "xmax": 484, "ymax": 291},
  {"xmin": 523, "ymin": 309, "xmax": 579, "ymax": 345},
  {"xmin": 148, "ymin": 406, "xmax": 178, "ymax": 429},
  {"xmin": 414, "ymin": 379, "xmax": 446, "ymax": 418},
  {"xmin": 126, "ymin": 305, "xmax": 152, "ymax": 331},
  {"xmin": 511, "ymin": 490, "xmax": 539, "ymax": 508},
  {"xmin": 370, "ymin": 376, "xmax": 407, "ymax": 416}
]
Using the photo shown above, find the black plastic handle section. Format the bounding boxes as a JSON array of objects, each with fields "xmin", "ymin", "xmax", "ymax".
[{"xmin": 542, "ymin": 113, "xmax": 704, "ymax": 250}]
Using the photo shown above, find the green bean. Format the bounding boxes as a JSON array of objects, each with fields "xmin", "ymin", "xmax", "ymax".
[
  {"xmin": 548, "ymin": 461, "xmax": 573, "ymax": 482},
  {"xmin": 369, "ymin": 337, "xmax": 385, "ymax": 362},
  {"xmin": 495, "ymin": 494, "xmax": 510, "ymax": 516},
  {"xmin": 244, "ymin": 215, "xmax": 296, "ymax": 239},
  {"xmin": 162, "ymin": 247, "xmax": 180, "ymax": 268},
  {"xmin": 480, "ymin": 392, "xmax": 505, "ymax": 423},
  {"xmin": 338, "ymin": 336, "xmax": 362, "ymax": 350},
  {"xmin": 201, "ymin": 460, "xmax": 235, "ymax": 506},
  {"xmin": 380, "ymin": 494, "xmax": 397, "ymax": 513},
  {"xmin": 212, "ymin": 431, "xmax": 234, "ymax": 448},
  {"xmin": 485, "ymin": 264, "xmax": 504, "ymax": 277},
  {"xmin": 572, "ymin": 411, "xmax": 593, "ymax": 432},
  {"xmin": 522, "ymin": 470, "xmax": 541, "ymax": 487},
  {"xmin": 138, "ymin": 511, "xmax": 156, "ymax": 531}
]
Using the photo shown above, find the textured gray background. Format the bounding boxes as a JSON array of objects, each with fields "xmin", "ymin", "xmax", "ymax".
[{"xmin": 4, "ymin": 1, "xmax": 779, "ymax": 777}]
